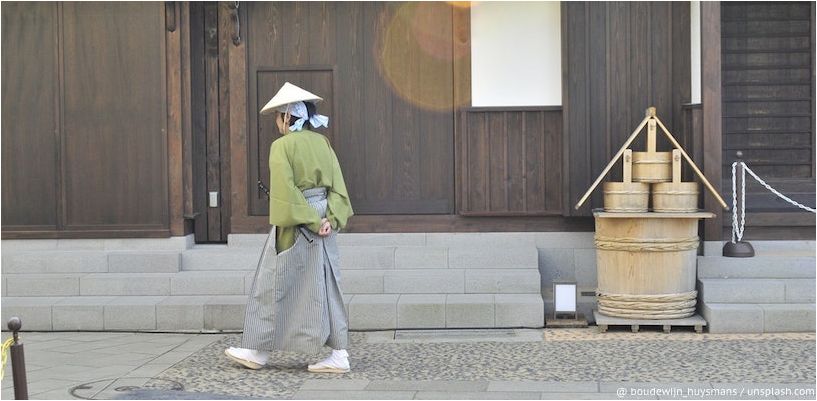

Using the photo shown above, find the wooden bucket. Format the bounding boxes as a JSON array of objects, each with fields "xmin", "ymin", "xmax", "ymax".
[
  {"xmin": 603, "ymin": 150, "xmax": 649, "ymax": 212},
  {"xmin": 594, "ymin": 212, "xmax": 705, "ymax": 319},
  {"xmin": 652, "ymin": 150, "xmax": 700, "ymax": 212},
  {"xmin": 603, "ymin": 182, "xmax": 649, "ymax": 212},
  {"xmin": 632, "ymin": 151, "xmax": 672, "ymax": 183},
  {"xmin": 653, "ymin": 183, "xmax": 699, "ymax": 212}
]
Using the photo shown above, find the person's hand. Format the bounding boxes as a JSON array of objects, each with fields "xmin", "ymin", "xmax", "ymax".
[{"xmin": 318, "ymin": 218, "xmax": 332, "ymax": 237}]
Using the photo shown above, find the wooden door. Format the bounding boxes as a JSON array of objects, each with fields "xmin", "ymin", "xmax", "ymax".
[
  {"xmin": 721, "ymin": 2, "xmax": 816, "ymax": 212},
  {"xmin": 225, "ymin": 2, "xmax": 458, "ymax": 233},
  {"xmin": 2, "ymin": 2, "xmax": 172, "ymax": 238},
  {"xmin": 189, "ymin": 2, "xmax": 229, "ymax": 243}
]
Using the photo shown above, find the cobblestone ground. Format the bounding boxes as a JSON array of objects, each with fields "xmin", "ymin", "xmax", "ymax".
[{"xmin": 150, "ymin": 328, "xmax": 816, "ymax": 400}]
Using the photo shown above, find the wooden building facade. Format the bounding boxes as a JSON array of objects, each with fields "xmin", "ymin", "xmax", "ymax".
[{"xmin": 2, "ymin": 1, "xmax": 815, "ymax": 242}]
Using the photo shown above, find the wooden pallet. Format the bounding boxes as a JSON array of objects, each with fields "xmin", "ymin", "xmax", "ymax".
[{"xmin": 593, "ymin": 311, "xmax": 707, "ymax": 334}]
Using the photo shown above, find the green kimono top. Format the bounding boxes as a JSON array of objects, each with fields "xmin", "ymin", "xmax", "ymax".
[{"xmin": 268, "ymin": 129, "xmax": 354, "ymax": 254}]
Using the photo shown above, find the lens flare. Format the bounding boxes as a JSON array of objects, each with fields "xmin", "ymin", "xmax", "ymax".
[{"xmin": 376, "ymin": 2, "xmax": 468, "ymax": 111}]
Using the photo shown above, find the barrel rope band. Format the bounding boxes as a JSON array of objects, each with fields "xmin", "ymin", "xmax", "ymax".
[
  {"xmin": 0, "ymin": 337, "xmax": 15, "ymax": 381},
  {"xmin": 598, "ymin": 298, "xmax": 697, "ymax": 311},
  {"xmin": 597, "ymin": 290, "xmax": 698, "ymax": 319},
  {"xmin": 594, "ymin": 235, "xmax": 699, "ymax": 252},
  {"xmin": 596, "ymin": 290, "xmax": 698, "ymax": 303},
  {"xmin": 597, "ymin": 306, "xmax": 696, "ymax": 320}
]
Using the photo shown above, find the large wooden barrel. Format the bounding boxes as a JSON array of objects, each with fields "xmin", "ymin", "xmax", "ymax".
[
  {"xmin": 594, "ymin": 212, "xmax": 713, "ymax": 319},
  {"xmin": 632, "ymin": 152, "xmax": 672, "ymax": 183},
  {"xmin": 603, "ymin": 182, "xmax": 649, "ymax": 212},
  {"xmin": 652, "ymin": 182, "xmax": 700, "ymax": 212}
]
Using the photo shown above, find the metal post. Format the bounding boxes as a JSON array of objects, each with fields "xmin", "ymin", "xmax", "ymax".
[
  {"xmin": 723, "ymin": 151, "xmax": 755, "ymax": 257},
  {"xmin": 7, "ymin": 317, "xmax": 28, "ymax": 400}
]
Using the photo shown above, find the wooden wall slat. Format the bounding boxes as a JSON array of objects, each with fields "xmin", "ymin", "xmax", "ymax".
[
  {"xmin": 459, "ymin": 108, "xmax": 563, "ymax": 216},
  {"xmin": 61, "ymin": 2, "xmax": 168, "ymax": 228},
  {"xmin": 1, "ymin": 2, "xmax": 59, "ymax": 228},
  {"xmin": 721, "ymin": 2, "xmax": 815, "ymax": 183},
  {"xmin": 563, "ymin": 2, "xmax": 692, "ymax": 216}
]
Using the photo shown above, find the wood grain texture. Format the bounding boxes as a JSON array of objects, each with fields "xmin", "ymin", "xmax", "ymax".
[
  {"xmin": 242, "ymin": 2, "xmax": 455, "ymax": 219},
  {"xmin": 701, "ymin": 1, "xmax": 723, "ymax": 242},
  {"xmin": 1, "ymin": 2, "xmax": 59, "ymax": 229},
  {"xmin": 226, "ymin": 0, "xmax": 254, "ymax": 234},
  {"xmin": 720, "ymin": 2, "xmax": 815, "ymax": 218},
  {"xmin": 458, "ymin": 108, "xmax": 563, "ymax": 215},
  {"xmin": 189, "ymin": 2, "xmax": 208, "ymax": 241},
  {"xmin": 179, "ymin": 2, "xmax": 194, "ymax": 231},
  {"xmin": 166, "ymin": 1, "xmax": 184, "ymax": 236},
  {"xmin": 61, "ymin": 3, "xmax": 168, "ymax": 230},
  {"xmin": 562, "ymin": 2, "xmax": 692, "ymax": 217}
]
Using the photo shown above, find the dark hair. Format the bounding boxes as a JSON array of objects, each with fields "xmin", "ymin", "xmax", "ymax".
[{"xmin": 287, "ymin": 101, "xmax": 317, "ymax": 127}]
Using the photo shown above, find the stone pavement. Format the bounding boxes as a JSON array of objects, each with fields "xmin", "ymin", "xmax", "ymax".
[{"xmin": 1, "ymin": 328, "xmax": 814, "ymax": 400}]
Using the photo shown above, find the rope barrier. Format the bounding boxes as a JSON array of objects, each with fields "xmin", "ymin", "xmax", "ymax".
[
  {"xmin": 0, "ymin": 337, "xmax": 15, "ymax": 381},
  {"xmin": 731, "ymin": 161, "xmax": 816, "ymax": 243}
]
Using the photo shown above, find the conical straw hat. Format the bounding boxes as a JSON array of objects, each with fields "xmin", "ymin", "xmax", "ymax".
[{"xmin": 259, "ymin": 82, "xmax": 323, "ymax": 115}]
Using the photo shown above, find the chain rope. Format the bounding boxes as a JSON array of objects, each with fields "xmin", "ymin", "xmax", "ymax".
[{"xmin": 731, "ymin": 161, "xmax": 816, "ymax": 243}]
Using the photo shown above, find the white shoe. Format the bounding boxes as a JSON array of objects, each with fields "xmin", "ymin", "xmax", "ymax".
[
  {"xmin": 224, "ymin": 347, "xmax": 268, "ymax": 370},
  {"xmin": 307, "ymin": 349, "xmax": 350, "ymax": 373}
]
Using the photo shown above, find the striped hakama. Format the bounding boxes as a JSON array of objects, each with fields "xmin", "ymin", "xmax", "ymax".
[{"xmin": 240, "ymin": 187, "xmax": 349, "ymax": 355}]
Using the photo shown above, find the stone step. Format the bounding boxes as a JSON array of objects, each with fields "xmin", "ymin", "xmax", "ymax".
[
  {"xmin": 0, "ymin": 295, "xmax": 258, "ymax": 332},
  {"xmin": 5, "ymin": 266, "xmax": 541, "ymax": 298},
  {"xmin": 181, "ymin": 248, "xmax": 261, "ymax": 271},
  {"xmin": 226, "ymin": 232, "xmax": 596, "ymax": 249},
  {"xmin": 2, "ymin": 250, "xmax": 183, "ymax": 274},
  {"xmin": 341, "ymin": 269, "xmax": 541, "ymax": 295},
  {"xmin": 1, "ymin": 293, "xmax": 543, "ymax": 332},
  {"xmin": 350, "ymin": 294, "xmax": 544, "ymax": 330},
  {"xmin": 698, "ymin": 278, "xmax": 815, "ymax": 303},
  {"xmin": 697, "ymin": 256, "xmax": 816, "ymax": 279},
  {"xmin": 2, "ymin": 251, "xmax": 109, "ymax": 273},
  {"xmin": 1, "ymin": 236, "xmax": 192, "ymax": 251},
  {"xmin": 4, "ymin": 271, "xmax": 253, "ymax": 297},
  {"xmin": 107, "ymin": 251, "xmax": 181, "ymax": 273},
  {"xmin": 700, "ymin": 303, "xmax": 816, "ymax": 333},
  {"xmin": 750, "ymin": 240, "xmax": 816, "ymax": 257},
  {"xmin": 182, "ymin": 244, "xmax": 540, "ymax": 271}
]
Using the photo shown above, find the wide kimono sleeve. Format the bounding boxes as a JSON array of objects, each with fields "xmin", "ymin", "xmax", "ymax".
[
  {"xmin": 268, "ymin": 140, "xmax": 323, "ymax": 232},
  {"xmin": 325, "ymin": 140, "xmax": 354, "ymax": 230}
]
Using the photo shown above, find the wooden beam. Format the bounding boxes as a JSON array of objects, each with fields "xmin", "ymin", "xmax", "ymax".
[
  {"xmin": 166, "ymin": 1, "xmax": 185, "ymax": 236},
  {"xmin": 700, "ymin": 1, "xmax": 723, "ymax": 242},
  {"xmin": 574, "ymin": 111, "xmax": 652, "ymax": 210},
  {"xmin": 654, "ymin": 116, "xmax": 729, "ymax": 209}
]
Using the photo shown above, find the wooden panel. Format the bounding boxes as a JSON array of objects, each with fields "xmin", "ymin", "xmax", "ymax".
[
  {"xmin": 1, "ymin": 2, "xmax": 59, "ymax": 229},
  {"xmin": 190, "ymin": 2, "xmax": 208, "ymax": 241},
  {"xmin": 702, "ymin": 1, "xmax": 724, "ymax": 242},
  {"xmin": 459, "ymin": 108, "xmax": 562, "ymax": 215},
  {"xmin": 721, "ymin": 1, "xmax": 815, "ymax": 221},
  {"xmin": 721, "ymin": 2, "xmax": 811, "ymax": 20},
  {"xmin": 61, "ymin": 2, "xmax": 168, "ymax": 229},
  {"xmin": 166, "ymin": 1, "xmax": 185, "ymax": 237},
  {"xmin": 563, "ymin": 2, "xmax": 692, "ymax": 216},
  {"xmin": 243, "ymin": 2, "xmax": 454, "ymax": 216}
]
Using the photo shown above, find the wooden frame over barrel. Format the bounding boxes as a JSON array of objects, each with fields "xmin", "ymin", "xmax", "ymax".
[{"xmin": 574, "ymin": 107, "xmax": 729, "ymax": 211}]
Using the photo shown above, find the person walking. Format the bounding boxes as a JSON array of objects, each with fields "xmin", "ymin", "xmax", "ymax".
[{"xmin": 224, "ymin": 82, "xmax": 354, "ymax": 373}]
